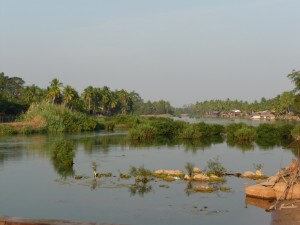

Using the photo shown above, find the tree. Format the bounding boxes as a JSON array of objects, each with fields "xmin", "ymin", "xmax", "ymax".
[
  {"xmin": 0, "ymin": 72, "xmax": 25, "ymax": 101},
  {"xmin": 287, "ymin": 70, "xmax": 300, "ymax": 92},
  {"xmin": 22, "ymin": 85, "xmax": 45, "ymax": 104},
  {"xmin": 46, "ymin": 78, "xmax": 63, "ymax": 104},
  {"xmin": 82, "ymin": 86, "xmax": 95, "ymax": 113},
  {"xmin": 279, "ymin": 91, "xmax": 295, "ymax": 114},
  {"xmin": 63, "ymin": 85, "xmax": 79, "ymax": 109}
]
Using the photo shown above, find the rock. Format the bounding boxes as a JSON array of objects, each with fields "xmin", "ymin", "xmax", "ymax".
[
  {"xmin": 243, "ymin": 171, "xmax": 256, "ymax": 177},
  {"xmin": 245, "ymin": 184, "xmax": 276, "ymax": 200},
  {"xmin": 273, "ymin": 182, "xmax": 300, "ymax": 200},
  {"xmin": 193, "ymin": 167, "xmax": 201, "ymax": 174},
  {"xmin": 242, "ymin": 171, "xmax": 268, "ymax": 180},
  {"xmin": 256, "ymin": 170, "xmax": 263, "ymax": 176},
  {"xmin": 154, "ymin": 170, "xmax": 185, "ymax": 177},
  {"xmin": 184, "ymin": 174, "xmax": 191, "ymax": 180},
  {"xmin": 194, "ymin": 185, "xmax": 216, "ymax": 193},
  {"xmin": 193, "ymin": 174, "xmax": 210, "ymax": 181},
  {"xmin": 209, "ymin": 174, "xmax": 219, "ymax": 179}
]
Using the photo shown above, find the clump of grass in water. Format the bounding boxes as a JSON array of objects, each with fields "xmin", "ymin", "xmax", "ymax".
[
  {"xmin": 128, "ymin": 124, "xmax": 157, "ymax": 142},
  {"xmin": 129, "ymin": 165, "xmax": 153, "ymax": 184},
  {"xmin": 185, "ymin": 162, "xmax": 195, "ymax": 177},
  {"xmin": 206, "ymin": 156, "xmax": 227, "ymax": 177}
]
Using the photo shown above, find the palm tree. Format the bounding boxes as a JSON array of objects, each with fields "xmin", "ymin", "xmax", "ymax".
[
  {"xmin": 47, "ymin": 78, "xmax": 63, "ymax": 104},
  {"xmin": 287, "ymin": 70, "xmax": 300, "ymax": 92},
  {"xmin": 63, "ymin": 85, "xmax": 79, "ymax": 109},
  {"xmin": 22, "ymin": 85, "xmax": 45, "ymax": 104},
  {"xmin": 82, "ymin": 86, "xmax": 94, "ymax": 112}
]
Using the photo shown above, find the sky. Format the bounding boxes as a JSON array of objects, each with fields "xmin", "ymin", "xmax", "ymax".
[{"xmin": 0, "ymin": 0, "xmax": 299, "ymax": 107}]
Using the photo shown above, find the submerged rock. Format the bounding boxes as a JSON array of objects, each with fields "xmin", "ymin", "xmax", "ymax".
[
  {"xmin": 194, "ymin": 185, "xmax": 216, "ymax": 193},
  {"xmin": 242, "ymin": 171, "xmax": 268, "ymax": 180},
  {"xmin": 193, "ymin": 167, "xmax": 202, "ymax": 174},
  {"xmin": 193, "ymin": 174, "xmax": 210, "ymax": 181},
  {"xmin": 153, "ymin": 170, "xmax": 185, "ymax": 178}
]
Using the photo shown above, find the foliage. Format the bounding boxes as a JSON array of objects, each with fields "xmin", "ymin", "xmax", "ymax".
[
  {"xmin": 185, "ymin": 162, "xmax": 195, "ymax": 177},
  {"xmin": 206, "ymin": 156, "xmax": 227, "ymax": 177},
  {"xmin": 19, "ymin": 102, "xmax": 99, "ymax": 133},
  {"xmin": 253, "ymin": 163, "xmax": 264, "ymax": 171},
  {"xmin": 149, "ymin": 118, "xmax": 185, "ymax": 137},
  {"xmin": 277, "ymin": 124, "xmax": 295, "ymax": 140},
  {"xmin": 291, "ymin": 124, "xmax": 300, "ymax": 139},
  {"xmin": 234, "ymin": 126, "xmax": 256, "ymax": 143},
  {"xmin": 129, "ymin": 165, "xmax": 153, "ymax": 178},
  {"xmin": 255, "ymin": 124, "xmax": 279, "ymax": 144},
  {"xmin": 178, "ymin": 124, "xmax": 202, "ymax": 139},
  {"xmin": 129, "ymin": 165, "xmax": 153, "ymax": 184},
  {"xmin": 0, "ymin": 124, "xmax": 16, "ymax": 135},
  {"xmin": 128, "ymin": 124, "xmax": 157, "ymax": 142}
]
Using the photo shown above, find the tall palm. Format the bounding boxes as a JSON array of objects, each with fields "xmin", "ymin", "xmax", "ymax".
[
  {"xmin": 100, "ymin": 86, "xmax": 111, "ymax": 115},
  {"xmin": 288, "ymin": 70, "xmax": 300, "ymax": 92},
  {"xmin": 63, "ymin": 85, "xmax": 78, "ymax": 109},
  {"xmin": 47, "ymin": 78, "xmax": 63, "ymax": 104},
  {"xmin": 82, "ymin": 86, "xmax": 94, "ymax": 112}
]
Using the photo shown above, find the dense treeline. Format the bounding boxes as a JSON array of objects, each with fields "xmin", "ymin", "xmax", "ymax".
[
  {"xmin": 0, "ymin": 72, "xmax": 173, "ymax": 116},
  {"xmin": 126, "ymin": 117, "xmax": 300, "ymax": 148},
  {"xmin": 1, "ymin": 70, "xmax": 300, "ymax": 118},
  {"xmin": 177, "ymin": 70, "xmax": 300, "ymax": 117}
]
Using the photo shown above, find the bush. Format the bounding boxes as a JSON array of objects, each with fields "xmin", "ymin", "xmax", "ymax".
[
  {"xmin": 277, "ymin": 124, "xmax": 295, "ymax": 140},
  {"xmin": 206, "ymin": 156, "xmax": 227, "ymax": 177},
  {"xmin": 234, "ymin": 126, "xmax": 256, "ymax": 143},
  {"xmin": 0, "ymin": 125, "xmax": 16, "ymax": 135},
  {"xmin": 291, "ymin": 124, "xmax": 300, "ymax": 139},
  {"xmin": 128, "ymin": 124, "xmax": 157, "ymax": 141},
  {"xmin": 149, "ymin": 118, "xmax": 185, "ymax": 137},
  {"xmin": 178, "ymin": 124, "xmax": 202, "ymax": 139},
  {"xmin": 19, "ymin": 102, "xmax": 98, "ymax": 133}
]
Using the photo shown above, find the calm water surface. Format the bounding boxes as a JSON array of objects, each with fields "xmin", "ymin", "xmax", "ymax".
[{"xmin": 0, "ymin": 129, "xmax": 296, "ymax": 225}]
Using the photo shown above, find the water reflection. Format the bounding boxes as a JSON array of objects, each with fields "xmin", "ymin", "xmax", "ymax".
[{"xmin": 129, "ymin": 183, "xmax": 153, "ymax": 197}]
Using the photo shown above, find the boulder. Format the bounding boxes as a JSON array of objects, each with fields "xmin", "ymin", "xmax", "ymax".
[
  {"xmin": 193, "ymin": 174, "xmax": 210, "ymax": 181},
  {"xmin": 243, "ymin": 171, "xmax": 256, "ymax": 177},
  {"xmin": 273, "ymin": 182, "xmax": 300, "ymax": 200},
  {"xmin": 153, "ymin": 170, "xmax": 185, "ymax": 177},
  {"xmin": 193, "ymin": 167, "xmax": 201, "ymax": 174},
  {"xmin": 184, "ymin": 174, "xmax": 191, "ymax": 180},
  {"xmin": 245, "ymin": 184, "xmax": 276, "ymax": 200},
  {"xmin": 194, "ymin": 185, "xmax": 216, "ymax": 193}
]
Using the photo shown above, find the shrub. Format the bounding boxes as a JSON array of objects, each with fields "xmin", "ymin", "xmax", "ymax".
[
  {"xmin": 178, "ymin": 124, "xmax": 202, "ymax": 139},
  {"xmin": 185, "ymin": 162, "xmax": 195, "ymax": 177},
  {"xmin": 0, "ymin": 125, "xmax": 16, "ymax": 135},
  {"xmin": 128, "ymin": 124, "xmax": 157, "ymax": 141},
  {"xmin": 206, "ymin": 156, "xmax": 227, "ymax": 177},
  {"xmin": 149, "ymin": 118, "xmax": 185, "ymax": 137},
  {"xmin": 226, "ymin": 123, "xmax": 248, "ymax": 140},
  {"xmin": 277, "ymin": 124, "xmax": 295, "ymax": 140},
  {"xmin": 19, "ymin": 102, "xmax": 98, "ymax": 133},
  {"xmin": 234, "ymin": 126, "xmax": 256, "ymax": 143},
  {"xmin": 291, "ymin": 124, "xmax": 300, "ymax": 139}
]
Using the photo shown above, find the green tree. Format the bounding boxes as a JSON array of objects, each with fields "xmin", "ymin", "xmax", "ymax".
[
  {"xmin": 46, "ymin": 78, "xmax": 63, "ymax": 104},
  {"xmin": 63, "ymin": 85, "xmax": 79, "ymax": 109},
  {"xmin": 287, "ymin": 70, "xmax": 300, "ymax": 92},
  {"xmin": 279, "ymin": 91, "xmax": 295, "ymax": 114}
]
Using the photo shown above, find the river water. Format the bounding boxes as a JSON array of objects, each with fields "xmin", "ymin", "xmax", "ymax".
[{"xmin": 0, "ymin": 124, "xmax": 296, "ymax": 225}]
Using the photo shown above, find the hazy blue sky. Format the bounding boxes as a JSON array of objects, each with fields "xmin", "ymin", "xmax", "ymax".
[{"xmin": 1, "ymin": 0, "xmax": 299, "ymax": 107}]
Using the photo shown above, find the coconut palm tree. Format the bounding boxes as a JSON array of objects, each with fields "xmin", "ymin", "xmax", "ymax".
[
  {"xmin": 47, "ymin": 78, "xmax": 63, "ymax": 104},
  {"xmin": 63, "ymin": 85, "xmax": 79, "ymax": 109},
  {"xmin": 82, "ymin": 86, "xmax": 95, "ymax": 113}
]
